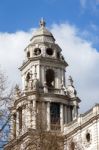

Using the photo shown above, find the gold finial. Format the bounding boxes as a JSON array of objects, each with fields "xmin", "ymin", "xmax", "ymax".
[{"xmin": 40, "ymin": 18, "xmax": 46, "ymax": 27}]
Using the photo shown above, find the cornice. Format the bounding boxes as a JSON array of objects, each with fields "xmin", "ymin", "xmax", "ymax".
[{"xmin": 19, "ymin": 56, "xmax": 68, "ymax": 71}]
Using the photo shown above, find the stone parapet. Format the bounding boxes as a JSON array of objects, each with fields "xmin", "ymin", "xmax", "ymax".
[{"xmin": 64, "ymin": 104, "xmax": 99, "ymax": 135}]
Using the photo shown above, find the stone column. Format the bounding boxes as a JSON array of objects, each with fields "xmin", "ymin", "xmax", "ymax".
[
  {"xmin": 72, "ymin": 101, "xmax": 78, "ymax": 120},
  {"xmin": 42, "ymin": 102, "xmax": 45, "ymax": 129},
  {"xmin": 64, "ymin": 105, "xmax": 68, "ymax": 124},
  {"xmin": 60, "ymin": 104, "xmax": 64, "ymax": 131},
  {"xmin": 54, "ymin": 69, "xmax": 57, "ymax": 89},
  {"xmin": 16, "ymin": 110, "xmax": 19, "ymax": 136},
  {"xmin": 36, "ymin": 64, "xmax": 39, "ymax": 79},
  {"xmin": 39, "ymin": 65, "xmax": 41, "ymax": 82},
  {"xmin": 33, "ymin": 65, "xmax": 35, "ymax": 80},
  {"xmin": 25, "ymin": 103, "xmax": 30, "ymax": 129},
  {"xmin": 42, "ymin": 66, "xmax": 46, "ymax": 84},
  {"xmin": 72, "ymin": 106, "xmax": 77, "ymax": 120},
  {"xmin": 47, "ymin": 102, "xmax": 50, "ymax": 131},
  {"xmin": 67, "ymin": 106, "xmax": 71, "ymax": 123},
  {"xmin": 32, "ymin": 100, "xmax": 36, "ymax": 129},
  {"xmin": 24, "ymin": 104, "xmax": 28, "ymax": 130},
  {"xmin": 27, "ymin": 101, "xmax": 31, "ymax": 128},
  {"xmin": 44, "ymin": 67, "xmax": 46, "ymax": 83},
  {"xmin": 53, "ymin": 48, "xmax": 56, "ymax": 58},
  {"xmin": 44, "ymin": 82, "xmax": 48, "ymax": 93},
  {"xmin": 13, "ymin": 114, "xmax": 16, "ymax": 138},
  {"xmin": 61, "ymin": 69, "xmax": 64, "ymax": 85},
  {"xmin": 22, "ymin": 75, "xmax": 25, "ymax": 90},
  {"xmin": 64, "ymin": 69, "xmax": 66, "ymax": 87},
  {"xmin": 22, "ymin": 106, "xmax": 26, "ymax": 134}
]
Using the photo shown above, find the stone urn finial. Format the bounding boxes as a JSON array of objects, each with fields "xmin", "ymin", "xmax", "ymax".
[{"xmin": 67, "ymin": 76, "xmax": 77, "ymax": 98}]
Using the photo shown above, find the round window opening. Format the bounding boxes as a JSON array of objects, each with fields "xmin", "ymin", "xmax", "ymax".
[
  {"xmin": 46, "ymin": 48, "xmax": 53, "ymax": 56},
  {"xmin": 86, "ymin": 133, "xmax": 90, "ymax": 142},
  {"xmin": 34, "ymin": 48, "xmax": 41, "ymax": 55}
]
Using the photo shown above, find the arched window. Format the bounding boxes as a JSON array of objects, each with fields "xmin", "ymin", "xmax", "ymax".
[{"xmin": 46, "ymin": 69, "xmax": 54, "ymax": 88}]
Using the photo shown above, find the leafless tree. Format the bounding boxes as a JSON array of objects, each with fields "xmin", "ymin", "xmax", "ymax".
[{"xmin": 0, "ymin": 69, "xmax": 12, "ymax": 149}]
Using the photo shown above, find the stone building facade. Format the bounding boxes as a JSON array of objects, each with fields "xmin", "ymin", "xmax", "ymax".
[
  {"xmin": 64, "ymin": 104, "xmax": 99, "ymax": 150},
  {"xmin": 4, "ymin": 20, "xmax": 99, "ymax": 150}
]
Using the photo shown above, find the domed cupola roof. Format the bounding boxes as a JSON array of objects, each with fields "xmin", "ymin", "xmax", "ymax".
[{"xmin": 30, "ymin": 19, "xmax": 55, "ymax": 44}]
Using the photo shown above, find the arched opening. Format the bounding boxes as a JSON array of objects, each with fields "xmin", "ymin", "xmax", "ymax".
[
  {"xmin": 50, "ymin": 103, "xmax": 60, "ymax": 130},
  {"xmin": 46, "ymin": 69, "xmax": 54, "ymax": 88},
  {"xmin": 86, "ymin": 133, "xmax": 90, "ymax": 142},
  {"xmin": 57, "ymin": 52, "xmax": 60, "ymax": 59},
  {"xmin": 27, "ymin": 51, "xmax": 30, "ymax": 58},
  {"xmin": 34, "ymin": 48, "xmax": 41, "ymax": 55}
]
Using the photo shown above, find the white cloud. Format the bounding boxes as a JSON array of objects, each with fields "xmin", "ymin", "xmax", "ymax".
[
  {"xmin": 0, "ymin": 23, "xmax": 99, "ymax": 113},
  {"xmin": 51, "ymin": 23, "xmax": 99, "ymax": 112},
  {"xmin": 80, "ymin": 0, "xmax": 99, "ymax": 12},
  {"xmin": 0, "ymin": 31, "xmax": 33, "ymax": 87}
]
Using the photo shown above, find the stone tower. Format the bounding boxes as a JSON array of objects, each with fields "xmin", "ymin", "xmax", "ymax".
[{"xmin": 4, "ymin": 19, "xmax": 80, "ymax": 150}]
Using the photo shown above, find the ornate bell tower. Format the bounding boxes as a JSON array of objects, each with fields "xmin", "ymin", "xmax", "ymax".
[{"xmin": 4, "ymin": 19, "xmax": 80, "ymax": 150}]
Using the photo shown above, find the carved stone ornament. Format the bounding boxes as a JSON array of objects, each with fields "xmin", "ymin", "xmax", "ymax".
[{"xmin": 67, "ymin": 76, "xmax": 77, "ymax": 98}]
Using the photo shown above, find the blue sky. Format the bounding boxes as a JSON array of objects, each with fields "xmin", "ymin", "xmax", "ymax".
[
  {"xmin": 1, "ymin": 0, "xmax": 80, "ymax": 31},
  {"xmin": 0, "ymin": 0, "xmax": 99, "ymax": 48},
  {"xmin": 0, "ymin": 0, "xmax": 98, "ymax": 30},
  {"xmin": 0, "ymin": 0, "xmax": 99, "ymax": 112}
]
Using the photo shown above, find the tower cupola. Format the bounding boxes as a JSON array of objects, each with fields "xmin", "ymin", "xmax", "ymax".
[
  {"xmin": 7, "ymin": 21, "xmax": 80, "ymax": 150},
  {"xmin": 20, "ymin": 19, "xmax": 68, "ymax": 94}
]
